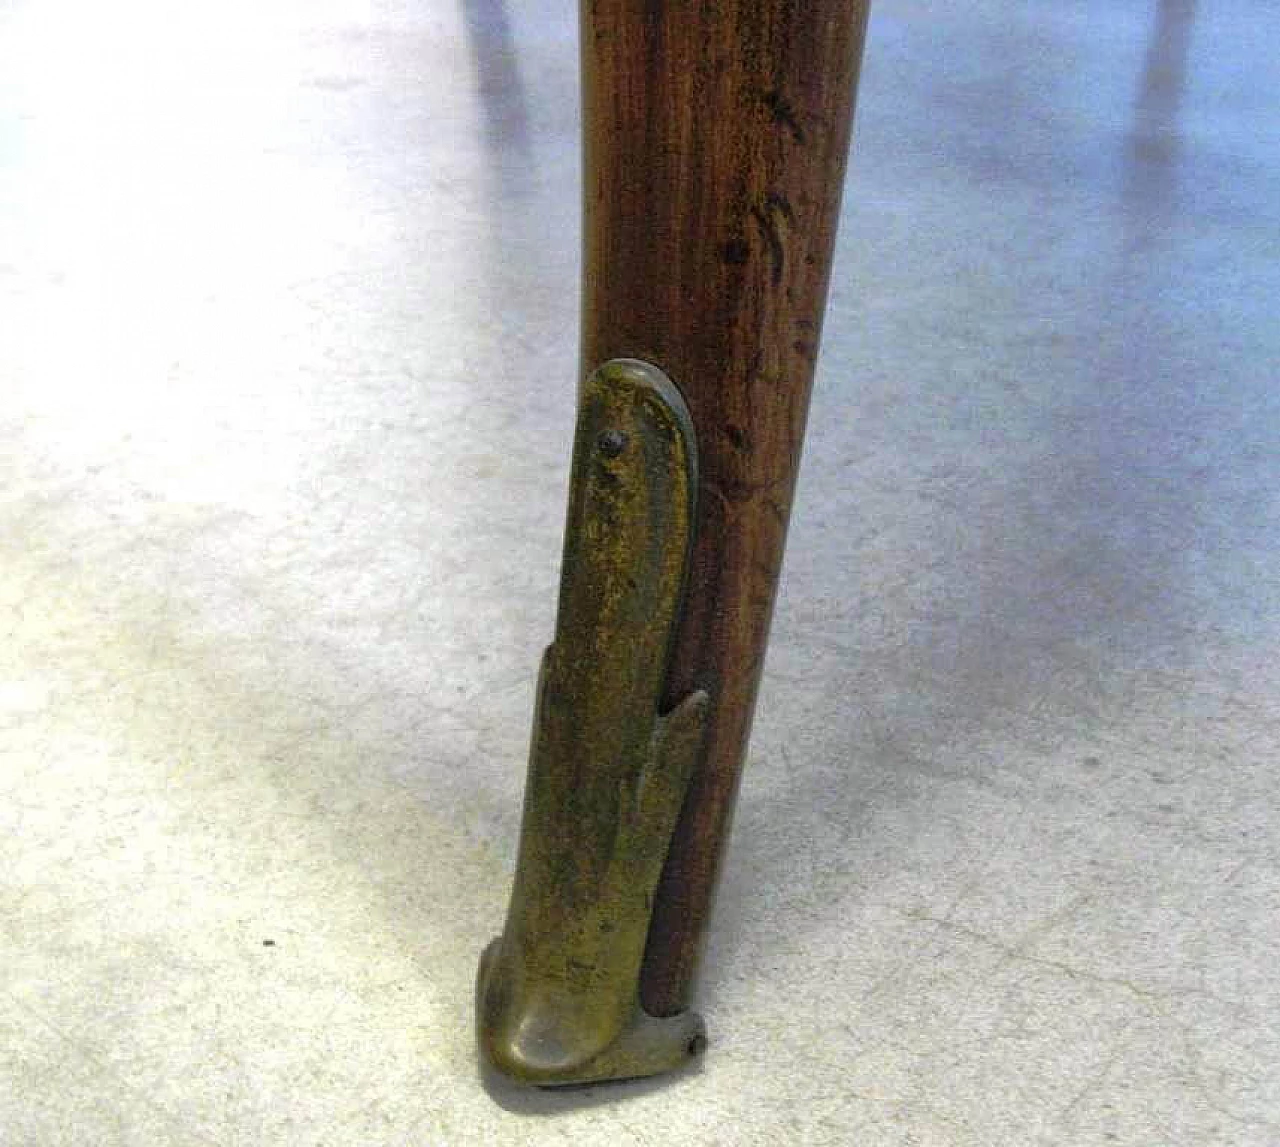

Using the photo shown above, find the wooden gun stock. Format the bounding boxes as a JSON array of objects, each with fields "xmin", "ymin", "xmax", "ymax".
[{"xmin": 479, "ymin": 0, "xmax": 871, "ymax": 1085}]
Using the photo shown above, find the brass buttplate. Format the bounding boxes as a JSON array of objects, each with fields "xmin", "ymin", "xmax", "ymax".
[{"xmin": 477, "ymin": 359, "xmax": 708, "ymax": 1086}]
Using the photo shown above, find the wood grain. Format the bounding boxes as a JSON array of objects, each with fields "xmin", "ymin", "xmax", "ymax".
[{"xmin": 579, "ymin": 0, "xmax": 872, "ymax": 1015}]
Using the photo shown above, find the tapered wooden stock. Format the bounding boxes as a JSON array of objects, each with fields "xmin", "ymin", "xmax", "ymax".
[{"xmin": 580, "ymin": 1, "xmax": 871, "ymax": 1016}]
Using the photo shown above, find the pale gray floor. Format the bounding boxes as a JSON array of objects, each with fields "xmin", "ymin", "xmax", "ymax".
[{"xmin": 2, "ymin": 1, "xmax": 1278, "ymax": 1144}]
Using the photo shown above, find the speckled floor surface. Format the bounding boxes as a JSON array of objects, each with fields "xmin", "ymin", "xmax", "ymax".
[{"xmin": 2, "ymin": 1, "xmax": 1278, "ymax": 1143}]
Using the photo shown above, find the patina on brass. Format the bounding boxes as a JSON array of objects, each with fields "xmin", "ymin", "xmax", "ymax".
[{"xmin": 477, "ymin": 359, "xmax": 709, "ymax": 1086}]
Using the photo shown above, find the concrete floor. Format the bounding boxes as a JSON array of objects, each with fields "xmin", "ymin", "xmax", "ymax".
[{"xmin": 2, "ymin": 0, "xmax": 1278, "ymax": 1143}]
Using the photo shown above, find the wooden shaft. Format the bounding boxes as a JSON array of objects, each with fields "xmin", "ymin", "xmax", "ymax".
[{"xmin": 580, "ymin": 1, "xmax": 872, "ymax": 1015}]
